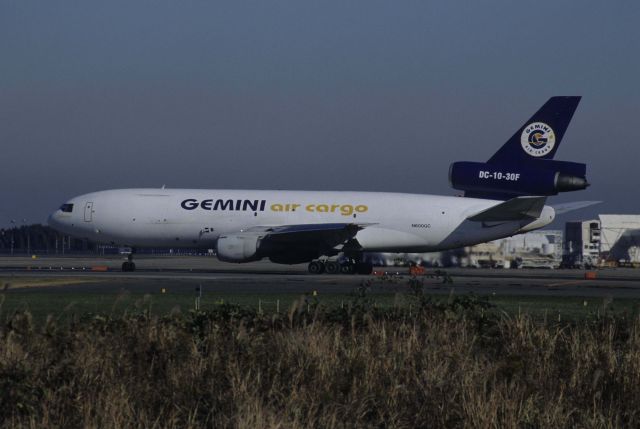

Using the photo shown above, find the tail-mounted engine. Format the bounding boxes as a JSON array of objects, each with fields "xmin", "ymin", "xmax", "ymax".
[{"xmin": 449, "ymin": 160, "xmax": 589, "ymax": 198}]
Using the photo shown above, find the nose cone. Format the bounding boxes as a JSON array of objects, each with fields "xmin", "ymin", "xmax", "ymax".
[
  {"xmin": 47, "ymin": 211, "xmax": 62, "ymax": 230},
  {"xmin": 48, "ymin": 208, "xmax": 75, "ymax": 235},
  {"xmin": 50, "ymin": 199, "xmax": 89, "ymax": 237}
]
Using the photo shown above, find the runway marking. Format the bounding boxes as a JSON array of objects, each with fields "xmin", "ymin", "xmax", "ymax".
[
  {"xmin": 2, "ymin": 278, "xmax": 104, "ymax": 289},
  {"xmin": 547, "ymin": 280, "xmax": 589, "ymax": 288}
]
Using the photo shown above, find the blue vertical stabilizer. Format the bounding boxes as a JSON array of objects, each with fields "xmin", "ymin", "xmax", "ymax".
[
  {"xmin": 488, "ymin": 96, "xmax": 581, "ymax": 164},
  {"xmin": 450, "ymin": 96, "xmax": 588, "ymax": 200}
]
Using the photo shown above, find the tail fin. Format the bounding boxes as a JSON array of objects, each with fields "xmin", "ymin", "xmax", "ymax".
[
  {"xmin": 488, "ymin": 96, "xmax": 581, "ymax": 164},
  {"xmin": 450, "ymin": 96, "xmax": 589, "ymax": 200}
]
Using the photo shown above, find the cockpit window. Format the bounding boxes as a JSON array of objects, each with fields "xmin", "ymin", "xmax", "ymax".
[{"xmin": 60, "ymin": 203, "xmax": 74, "ymax": 213}]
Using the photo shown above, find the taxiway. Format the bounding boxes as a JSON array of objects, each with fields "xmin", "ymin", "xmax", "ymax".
[{"xmin": 1, "ymin": 256, "xmax": 640, "ymax": 298}]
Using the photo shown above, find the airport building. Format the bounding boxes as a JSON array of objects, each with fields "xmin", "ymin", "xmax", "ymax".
[
  {"xmin": 387, "ymin": 215, "xmax": 640, "ymax": 269},
  {"xmin": 564, "ymin": 215, "xmax": 640, "ymax": 267},
  {"xmin": 375, "ymin": 230, "xmax": 563, "ymax": 269},
  {"xmin": 461, "ymin": 215, "xmax": 640, "ymax": 269},
  {"xmin": 599, "ymin": 215, "xmax": 640, "ymax": 265},
  {"xmin": 454, "ymin": 215, "xmax": 640, "ymax": 269},
  {"xmin": 564, "ymin": 219, "xmax": 601, "ymax": 268},
  {"xmin": 460, "ymin": 230, "xmax": 563, "ymax": 269}
]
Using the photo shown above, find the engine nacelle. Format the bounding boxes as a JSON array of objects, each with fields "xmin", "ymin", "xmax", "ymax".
[
  {"xmin": 216, "ymin": 233, "xmax": 263, "ymax": 263},
  {"xmin": 449, "ymin": 160, "xmax": 588, "ymax": 197}
]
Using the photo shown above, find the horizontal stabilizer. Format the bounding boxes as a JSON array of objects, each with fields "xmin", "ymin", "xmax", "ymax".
[
  {"xmin": 551, "ymin": 201, "xmax": 602, "ymax": 215},
  {"xmin": 467, "ymin": 196, "xmax": 547, "ymax": 222}
]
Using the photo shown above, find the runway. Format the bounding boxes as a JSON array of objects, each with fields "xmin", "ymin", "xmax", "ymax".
[{"xmin": 2, "ymin": 255, "xmax": 640, "ymax": 298}]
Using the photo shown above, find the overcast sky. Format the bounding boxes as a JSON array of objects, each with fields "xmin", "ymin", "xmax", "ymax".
[{"xmin": 1, "ymin": 1, "xmax": 639, "ymax": 228}]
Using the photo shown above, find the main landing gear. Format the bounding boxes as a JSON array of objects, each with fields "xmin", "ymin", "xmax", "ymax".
[
  {"xmin": 307, "ymin": 259, "xmax": 373, "ymax": 275},
  {"xmin": 122, "ymin": 252, "xmax": 136, "ymax": 272}
]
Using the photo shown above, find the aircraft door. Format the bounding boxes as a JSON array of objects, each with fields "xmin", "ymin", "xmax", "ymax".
[{"xmin": 84, "ymin": 202, "xmax": 94, "ymax": 222}]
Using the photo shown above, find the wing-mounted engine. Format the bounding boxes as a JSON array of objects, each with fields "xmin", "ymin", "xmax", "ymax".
[
  {"xmin": 215, "ymin": 223, "xmax": 367, "ymax": 264},
  {"xmin": 449, "ymin": 160, "xmax": 589, "ymax": 200},
  {"xmin": 216, "ymin": 233, "xmax": 264, "ymax": 263}
]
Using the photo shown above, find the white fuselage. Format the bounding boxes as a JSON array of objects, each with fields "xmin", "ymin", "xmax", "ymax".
[{"xmin": 48, "ymin": 189, "xmax": 555, "ymax": 254}]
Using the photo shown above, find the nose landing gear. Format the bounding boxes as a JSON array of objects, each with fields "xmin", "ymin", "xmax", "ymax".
[{"xmin": 122, "ymin": 252, "xmax": 136, "ymax": 272}]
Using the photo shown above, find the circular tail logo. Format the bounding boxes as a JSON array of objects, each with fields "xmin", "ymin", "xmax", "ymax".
[{"xmin": 520, "ymin": 122, "xmax": 556, "ymax": 157}]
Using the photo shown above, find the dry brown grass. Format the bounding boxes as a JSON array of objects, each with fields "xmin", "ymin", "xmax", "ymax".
[{"xmin": 1, "ymin": 296, "xmax": 639, "ymax": 428}]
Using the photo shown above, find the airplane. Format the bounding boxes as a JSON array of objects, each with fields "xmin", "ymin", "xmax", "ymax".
[{"xmin": 48, "ymin": 96, "xmax": 595, "ymax": 274}]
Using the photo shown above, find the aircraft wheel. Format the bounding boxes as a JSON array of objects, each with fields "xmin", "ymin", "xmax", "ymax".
[
  {"xmin": 340, "ymin": 263, "xmax": 356, "ymax": 274},
  {"xmin": 308, "ymin": 261, "xmax": 325, "ymax": 274},
  {"xmin": 325, "ymin": 261, "xmax": 341, "ymax": 274},
  {"xmin": 355, "ymin": 262, "xmax": 373, "ymax": 275},
  {"xmin": 122, "ymin": 261, "xmax": 136, "ymax": 272}
]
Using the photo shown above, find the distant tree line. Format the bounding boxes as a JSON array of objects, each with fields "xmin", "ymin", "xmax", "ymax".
[
  {"xmin": 0, "ymin": 224, "xmax": 212, "ymax": 256},
  {"xmin": 0, "ymin": 224, "xmax": 94, "ymax": 254}
]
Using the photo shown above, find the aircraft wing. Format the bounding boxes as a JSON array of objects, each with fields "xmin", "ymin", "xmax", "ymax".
[
  {"xmin": 467, "ymin": 196, "xmax": 547, "ymax": 222},
  {"xmin": 245, "ymin": 223, "xmax": 369, "ymax": 249}
]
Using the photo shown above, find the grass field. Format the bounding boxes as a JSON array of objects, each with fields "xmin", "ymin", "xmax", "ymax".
[
  {"xmin": 2, "ymin": 287, "xmax": 640, "ymax": 427},
  {"xmin": 2, "ymin": 276, "xmax": 640, "ymax": 324}
]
